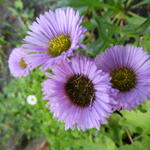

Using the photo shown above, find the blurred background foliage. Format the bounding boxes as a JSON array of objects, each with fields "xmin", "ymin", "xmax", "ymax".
[{"xmin": 0, "ymin": 0, "xmax": 150, "ymax": 149}]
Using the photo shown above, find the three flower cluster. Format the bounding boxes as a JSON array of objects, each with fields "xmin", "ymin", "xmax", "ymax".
[{"xmin": 8, "ymin": 8, "xmax": 150, "ymax": 130}]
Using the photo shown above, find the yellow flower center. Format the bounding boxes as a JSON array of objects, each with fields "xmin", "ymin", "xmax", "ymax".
[
  {"xmin": 48, "ymin": 34, "xmax": 71, "ymax": 56},
  {"xmin": 110, "ymin": 67, "xmax": 136, "ymax": 92},
  {"xmin": 19, "ymin": 58, "xmax": 27, "ymax": 69},
  {"xmin": 30, "ymin": 98, "xmax": 35, "ymax": 101}
]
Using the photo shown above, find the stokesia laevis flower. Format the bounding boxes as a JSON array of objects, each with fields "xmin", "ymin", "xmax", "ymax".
[
  {"xmin": 42, "ymin": 54, "xmax": 116, "ymax": 130},
  {"xmin": 26, "ymin": 95, "xmax": 37, "ymax": 105},
  {"xmin": 8, "ymin": 48, "xmax": 32, "ymax": 77},
  {"xmin": 23, "ymin": 8, "xmax": 86, "ymax": 71},
  {"xmin": 95, "ymin": 45, "xmax": 150, "ymax": 110}
]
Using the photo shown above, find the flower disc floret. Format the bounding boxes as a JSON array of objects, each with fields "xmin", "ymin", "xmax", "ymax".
[
  {"xmin": 65, "ymin": 75, "xmax": 95, "ymax": 107},
  {"xmin": 19, "ymin": 58, "xmax": 27, "ymax": 69},
  {"xmin": 110, "ymin": 67, "xmax": 136, "ymax": 92},
  {"xmin": 48, "ymin": 34, "xmax": 71, "ymax": 56}
]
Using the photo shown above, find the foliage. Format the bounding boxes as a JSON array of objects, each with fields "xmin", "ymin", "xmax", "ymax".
[{"xmin": 1, "ymin": 70, "xmax": 150, "ymax": 149}]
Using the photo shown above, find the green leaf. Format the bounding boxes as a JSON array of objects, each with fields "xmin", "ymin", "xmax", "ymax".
[
  {"xmin": 140, "ymin": 35, "xmax": 150, "ymax": 52},
  {"xmin": 122, "ymin": 101, "xmax": 150, "ymax": 134},
  {"xmin": 107, "ymin": 114, "xmax": 124, "ymax": 146},
  {"xmin": 119, "ymin": 141, "xmax": 141, "ymax": 150},
  {"xmin": 14, "ymin": 0, "xmax": 23, "ymax": 9},
  {"xmin": 68, "ymin": 0, "xmax": 120, "ymax": 12},
  {"xmin": 119, "ymin": 137, "xmax": 150, "ymax": 150},
  {"xmin": 131, "ymin": 0, "xmax": 150, "ymax": 8},
  {"xmin": 134, "ymin": 17, "xmax": 150, "ymax": 34},
  {"xmin": 78, "ymin": 135, "xmax": 117, "ymax": 150},
  {"xmin": 126, "ymin": 13, "xmax": 146, "ymax": 26}
]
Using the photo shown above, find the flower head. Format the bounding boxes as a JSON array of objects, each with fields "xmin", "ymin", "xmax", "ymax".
[
  {"xmin": 26, "ymin": 95, "xmax": 37, "ymax": 105},
  {"xmin": 95, "ymin": 45, "xmax": 150, "ymax": 110},
  {"xmin": 42, "ymin": 54, "xmax": 116, "ymax": 130},
  {"xmin": 23, "ymin": 8, "xmax": 86, "ymax": 70},
  {"xmin": 8, "ymin": 48, "xmax": 32, "ymax": 77}
]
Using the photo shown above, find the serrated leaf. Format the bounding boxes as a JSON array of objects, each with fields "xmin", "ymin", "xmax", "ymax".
[{"xmin": 78, "ymin": 135, "xmax": 117, "ymax": 150}]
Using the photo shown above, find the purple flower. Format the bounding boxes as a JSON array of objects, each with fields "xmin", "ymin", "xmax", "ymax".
[
  {"xmin": 23, "ymin": 8, "xmax": 86, "ymax": 71},
  {"xmin": 8, "ymin": 48, "xmax": 32, "ymax": 77},
  {"xmin": 42, "ymin": 54, "xmax": 116, "ymax": 130},
  {"xmin": 95, "ymin": 45, "xmax": 150, "ymax": 110}
]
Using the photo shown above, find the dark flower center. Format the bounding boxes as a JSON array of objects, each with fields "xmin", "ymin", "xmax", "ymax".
[
  {"xmin": 110, "ymin": 67, "xmax": 136, "ymax": 92},
  {"xmin": 19, "ymin": 58, "xmax": 27, "ymax": 69},
  {"xmin": 48, "ymin": 34, "xmax": 71, "ymax": 56},
  {"xmin": 65, "ymin": 75, "xmax": 95, "ymax": 107}
]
